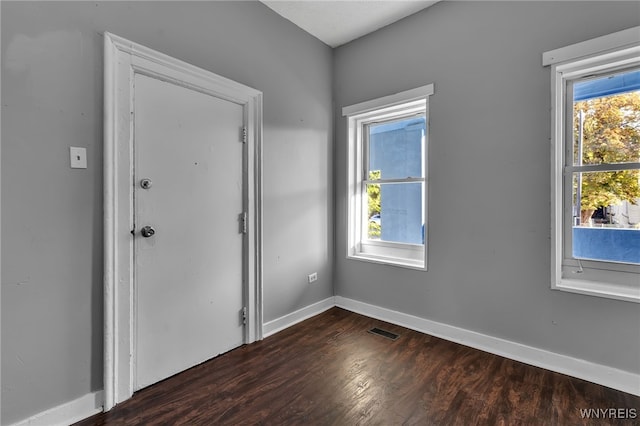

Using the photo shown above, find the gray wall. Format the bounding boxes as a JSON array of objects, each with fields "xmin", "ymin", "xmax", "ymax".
[
  {"xmin": 1, "ymin": 2, "xmax": 333, "ymax": 424},
  {"xmin": 334, "ymin": 1, "xmax": 640, "ymax": 375},
  {"xmin": 3, "ymin": 0, "xmax": 639, "ymax": 424}
]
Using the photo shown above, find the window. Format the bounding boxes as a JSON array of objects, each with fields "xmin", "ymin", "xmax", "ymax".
[
  {"xmin": 343, "ymin": 84, "xmax": 433, "ymax": 269},
  {"xmin": 544, "ymin": 27, "xmax": 640, "ymax": 302}
]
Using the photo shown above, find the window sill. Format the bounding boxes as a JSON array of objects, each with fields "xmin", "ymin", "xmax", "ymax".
[
  {"xmin": 553, "ymin": 278, "xmax": 640, "ymax": 303},
  {"xmin": 347, "ymin": 253, "xmax": 426, "ymax": 271}
]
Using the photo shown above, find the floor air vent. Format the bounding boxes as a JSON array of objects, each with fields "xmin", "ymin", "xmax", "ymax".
[{"xmin": 368, "ymin": 327, "xmax": 399, "ymax": 340}]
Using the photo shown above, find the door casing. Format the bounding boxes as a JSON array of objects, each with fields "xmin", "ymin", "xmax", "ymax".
[{"xmin": 103, "ymin": 32, "xmax": 263, "ymax": 410}]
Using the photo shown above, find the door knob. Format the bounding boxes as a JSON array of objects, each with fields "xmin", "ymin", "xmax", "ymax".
[{"xmin": 141, "ymin": 226, "xmax": 156, "ymax": 238}]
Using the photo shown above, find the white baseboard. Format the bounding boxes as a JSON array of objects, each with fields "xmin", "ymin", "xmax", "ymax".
[
  {"xmin": 263, "ymin": 296, "xmax": 336, "ymax": 338},
  {"xmin": 12, "ymin": 294, "xmax": 636, "ymax": 426},
  {"xmin": 10, "ymin": 390, "xmax": 104, "ymax": 426},
  {"xmin": 335, "ymin": 296, "xmax": 640, "ymax": 396}
]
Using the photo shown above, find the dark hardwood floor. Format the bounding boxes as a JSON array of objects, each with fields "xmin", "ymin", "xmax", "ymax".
[{"xmin": 76, "ymin": 308, "xmax": 639, "ymax": 425}]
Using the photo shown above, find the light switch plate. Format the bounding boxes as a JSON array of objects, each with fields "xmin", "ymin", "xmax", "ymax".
[{"xmin": 70, "ymin": 147, "xmax": 87, "ymax": 169}]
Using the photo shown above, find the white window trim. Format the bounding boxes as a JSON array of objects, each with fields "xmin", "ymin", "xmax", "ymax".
[
  {"xmin": 343, "ymin": 84, "xmax": 434, "ymax": 270},
  {"xmin": 544, "ymin": 26, "xmax": 640, "ymax": 303}
]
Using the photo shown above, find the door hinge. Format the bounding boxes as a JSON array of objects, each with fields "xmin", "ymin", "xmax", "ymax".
[
  {"xmin": 242, "ymin": 307, "xmax": 247, "ymax": 325},
  {"xmin": 240, "ymin": 211, "xmax": 247, "ymax": 234},
  {"xmin": 241, "ymin": 126, "xmax": 247, "ymax": 143}
]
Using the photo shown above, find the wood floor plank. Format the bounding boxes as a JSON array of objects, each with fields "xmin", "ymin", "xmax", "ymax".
[{"xmin": 76, "ymin": 308, "xmax": 639, "ymax": 425}]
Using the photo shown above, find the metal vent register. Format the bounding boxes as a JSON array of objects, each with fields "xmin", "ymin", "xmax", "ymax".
[{"xmin": 368, "ymin": 327, "xmax": 399, "ymax": 340}]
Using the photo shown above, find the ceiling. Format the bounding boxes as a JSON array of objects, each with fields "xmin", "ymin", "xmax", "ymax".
[{"xmin": 260, "ymin": 1, "xmax": 440, "ymax": 48}]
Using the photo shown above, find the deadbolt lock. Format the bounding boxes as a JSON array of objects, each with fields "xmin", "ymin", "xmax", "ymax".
[
  {"xmin": 140, "ymin": 178, "xmax": 153, "ymax": 189},
  {"xmin": 141, "ymin": 226, "xmax": 156, "ymax": 238}
]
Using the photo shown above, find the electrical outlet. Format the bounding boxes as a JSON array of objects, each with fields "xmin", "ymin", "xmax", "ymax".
[{"xmin": 308, "ymin": 272, "xmax": 318, "ymax": 283}]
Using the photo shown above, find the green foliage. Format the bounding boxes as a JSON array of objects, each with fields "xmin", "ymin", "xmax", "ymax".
[
  {"xmin": 368, "ymin": 221, "xmax": 381, "ymax": 238},
  {"xmin": 367, "ymin": 170, "xmax": 381, "ymax": 237},
  {"xmin": 367, "ymin": 170, "xmax": 381, "ymax": 217},
  {"xmin": 574, "ymin": 91, "xmax": 640, "ymax": 217}
]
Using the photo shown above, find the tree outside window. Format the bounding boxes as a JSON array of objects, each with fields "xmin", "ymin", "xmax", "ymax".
[{"xmin": 573, "ymin": 88, "xmax": 640, "ymax": 226}]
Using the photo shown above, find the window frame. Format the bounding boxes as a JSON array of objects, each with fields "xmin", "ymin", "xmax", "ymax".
[
  {"xmin": 544, "ymin": 26, "xmax": 640, "ymax": 303},
  {"xmin": 343, "ymin": 84, "xmax": 434, "ymax": 270}
]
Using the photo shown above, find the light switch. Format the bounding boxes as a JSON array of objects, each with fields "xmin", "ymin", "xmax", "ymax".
[{"xmin": 70, "ymin": 147, "xmax": 87, "ymax": 169}]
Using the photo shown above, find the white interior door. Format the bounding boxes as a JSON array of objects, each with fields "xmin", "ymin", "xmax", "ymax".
[{"xmin": 133, "ymin": 73, "xmax": 245, "ymax": 391}]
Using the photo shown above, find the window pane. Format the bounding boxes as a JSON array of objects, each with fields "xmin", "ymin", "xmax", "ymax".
[
  {"xmin": 572, "ymin": 170, "xmax": 640, "ymax": 264},
  {"xmin": 366, "ymin": 182, "xmax": 424, "ymax": 244},
  {"xmin": 573, "ymin": 70, "xmax": 640, "ymax": 166},
  {"xmin": 368, "ymin": 117, "xmax": 425, "ymax": 179}
]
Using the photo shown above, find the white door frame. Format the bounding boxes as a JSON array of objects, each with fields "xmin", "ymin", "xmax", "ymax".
[{"xmin": 103, "ymin": 32, "xmax": 263, "ymax": 410}]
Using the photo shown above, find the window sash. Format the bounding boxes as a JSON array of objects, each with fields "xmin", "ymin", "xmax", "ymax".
[
  {"xmin": 566, "ymin": 66, "xmax": 640, "ymax": 171},
  {"xmin": 361, "ymin": 114, "xmax": 426, "ymax": 249},
  {"xmin": 363, "ymin": 113, "xmax": 426, "ymax": 182},
  {"xmin": 562, "ymin": 76, "xmax": 640, "ymax": 268},
  {"xmin": 361, "ymin": 181, "xmax": 425, "ymax": 244},
  {"xmin": 363, "ymin": 177, "xmax": 425, "ymax": 184},
  {"xmin": 565, "ymin": 163, "xmax": 640, "ymax": 173}
]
